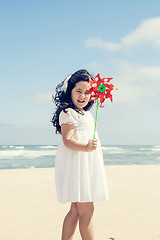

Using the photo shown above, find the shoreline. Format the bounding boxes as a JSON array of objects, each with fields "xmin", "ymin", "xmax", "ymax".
[
  {"xmin": 1, "ymin": 165, "xmax": 160, "ymax": 239},
  {"xmin": 1, "ymin": 161, "xmax": 160, "ymax": 171}
]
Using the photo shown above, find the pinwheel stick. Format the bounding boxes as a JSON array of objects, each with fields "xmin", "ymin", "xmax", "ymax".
[
  {"xmin": 87, "ymin": 73, "xmax": 117, "ymax": 139},
  {"xmin": 93, "ymin": 99, "xmax": 99, "ymax": 139}
]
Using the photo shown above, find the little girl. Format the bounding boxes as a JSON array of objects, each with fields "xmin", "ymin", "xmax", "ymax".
[{"xmin": 52, "ymin": 69, "xmax": 108, "ymax": 240}]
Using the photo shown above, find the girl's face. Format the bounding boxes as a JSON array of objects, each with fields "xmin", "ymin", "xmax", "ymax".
[{"xmin": 71, "ymin": 81, "xmax": 91, "ymax": 110}]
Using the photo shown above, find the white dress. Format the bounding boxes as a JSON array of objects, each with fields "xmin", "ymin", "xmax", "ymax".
[{"xmin": 55, "ymin": 108, "xmax": 108, "ymax": 203}]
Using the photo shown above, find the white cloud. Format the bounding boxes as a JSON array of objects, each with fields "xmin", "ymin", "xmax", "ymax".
[
  {"xmin": 34, "ymin": 91, "xmax": 53, "ymax": 105},
  {"xmin": 115, "ymin": 61, "xmax": 160, "ymax": 107},
  {"xmin": 121, "ymin": 17, "xmax": 160, "ymax": 47},
  {"xmin": 85, "ymin": 17, "xmax": 160, "ymax": 51},
  {"xmin": 117, "ymin": 61, "xmax": 160, "ymax": 81},
  {"xmin": 136, "ymin": 66, "xmax": 160, "ymax": 81},
  {"xmin": 85, "ymin": 38, "xmax": 122, "ymax": 51}
]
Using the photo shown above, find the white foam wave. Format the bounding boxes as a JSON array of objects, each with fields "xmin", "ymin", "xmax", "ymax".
[
  {"xmin": 39, "ymin": 146, "xmax": 57, "ymax": 149},
  {"xmin": 15, "ymin": 146, "xmax": 24, "ymax": 149},
  {"xmin": 107, "ymin": 151, "xmax": 122, "ymax": 154},
  {"xmin": 8, "ymin": 145, "xmax": 24, "ymax": 149},
  {"xmin": 151, "ymin": 147, "xmax": 160, "ymax": 151},
  {"xmin": 139, "ymin": 146, "xmax": 160, "ymax": 151},
  {"xmin": 102, "ymin": 146, "xmax": 123, "ymax": 151},
  {"xmin": 2, "ymin": 146, "xmax": 7, "ymax": 148},
  {"xmin": 1, "ymin": 146, "xmax": 25, "ymax": 149},
  {"xmin": 0, "ymin": 149, "xmax": 57, "ymax": 159}
]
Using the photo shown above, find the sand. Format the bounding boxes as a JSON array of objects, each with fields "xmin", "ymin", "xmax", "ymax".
[{"xmin": 0, "ymin": 165, "xmax": 160, "ymax": 240}]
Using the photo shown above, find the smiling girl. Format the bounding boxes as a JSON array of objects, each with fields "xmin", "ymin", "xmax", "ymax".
[{"xmin": 52, "ymin": 69, "xmax": 108, "ymax": 240}]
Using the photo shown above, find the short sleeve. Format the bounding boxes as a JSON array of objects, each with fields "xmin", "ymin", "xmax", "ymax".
[{"xmin": 59, "ymin": 108, "xmax": 78, "ymax": 126}]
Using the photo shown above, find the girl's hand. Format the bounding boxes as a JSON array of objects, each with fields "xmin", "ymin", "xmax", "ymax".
[
  {"xmin": 86, "ymin": 139, "xmax": 98, "ymax": 152},
  {"xmin": 61, "ymin": 123, "xmax": 98, "ymax": 152}
]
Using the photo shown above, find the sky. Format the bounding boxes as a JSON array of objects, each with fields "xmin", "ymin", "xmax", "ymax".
[{"xmin": 0, "ymin": 0, "xmax": 160, "ymax": 145}]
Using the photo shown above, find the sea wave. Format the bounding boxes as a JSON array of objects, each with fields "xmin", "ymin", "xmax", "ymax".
[
  {"xmin": 107, "ymin": 151, "xmax": 123, "ymax": 154},
  {"xmin": 0, "ymin": 149, "xmax": 57, "ymax": 159},
  {"xmin": 39, "ymin": 146, "xmax": 57, "ymax": 149},
  {"xmin": 139, "ymin": 148, "xmax": 144, "ymax": 151},
  {"xmin": 139, "ymin": 146, "xmax": 160, "ymax": 151},
  {"xmin": 0, "ymin": 145, "xmax": 160, "ymax": 169},
  {"xmin": 102, "ymin": 146, "xmax": 123, "ymax": 151},
  {"xmin": 151, "ymin": 147, "xmax": 160, "ymax": 151},
  {"xmin": 2, "ymin": 145, "xmax": 24, "ymax": 149},
  {"xmin": 15, "ymin": 146, "xmax": 24, "ymax": 149}
]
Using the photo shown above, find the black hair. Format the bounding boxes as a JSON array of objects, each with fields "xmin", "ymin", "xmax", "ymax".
[{"xmin": 51, "ymin": 69, "xmax": 94, "ymax": 134}]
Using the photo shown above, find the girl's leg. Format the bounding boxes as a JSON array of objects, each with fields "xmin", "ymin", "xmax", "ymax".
[
  {"xmin": 76, "ymin": 202, "xmax": 95, "ymax": 240},
  {"xmin": 61, "ymin": 202, "xmax": 79, "ymax": 240}
]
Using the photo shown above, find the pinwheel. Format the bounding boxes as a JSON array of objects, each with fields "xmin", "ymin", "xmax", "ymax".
[{"xmin": 87, "ymin": 73, "xmax": 117, "ymax": 138}]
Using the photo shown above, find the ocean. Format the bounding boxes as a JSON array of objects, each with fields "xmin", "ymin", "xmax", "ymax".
[{"xmin": 0, "ymin": 145, "xmax": 160, "ymax": 170}]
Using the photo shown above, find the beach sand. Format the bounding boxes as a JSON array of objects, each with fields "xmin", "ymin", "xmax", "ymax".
[{"xmin": 0, "ymin": 165, "xmax": 160, "ymax": 240}]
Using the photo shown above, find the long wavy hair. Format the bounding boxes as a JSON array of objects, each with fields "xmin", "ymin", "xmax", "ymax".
[{"xmin": 51, "ymin": 69, "xmax": 95, "ymax": 134}]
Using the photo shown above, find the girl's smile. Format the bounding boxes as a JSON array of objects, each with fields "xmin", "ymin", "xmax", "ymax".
[{"xmin": 71, "ymin": 81, "xmax": 91, "ymax": 110}]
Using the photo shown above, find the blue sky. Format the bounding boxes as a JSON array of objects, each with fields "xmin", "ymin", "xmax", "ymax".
[{"xmin": 0, "ymin": 0, "xmax": 160, "ymax": 145}]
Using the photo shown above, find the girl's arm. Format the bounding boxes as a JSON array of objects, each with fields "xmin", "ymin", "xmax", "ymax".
[{"xmin": 61, "ymin": 123, "xmax": 97, "ymax": 152}]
